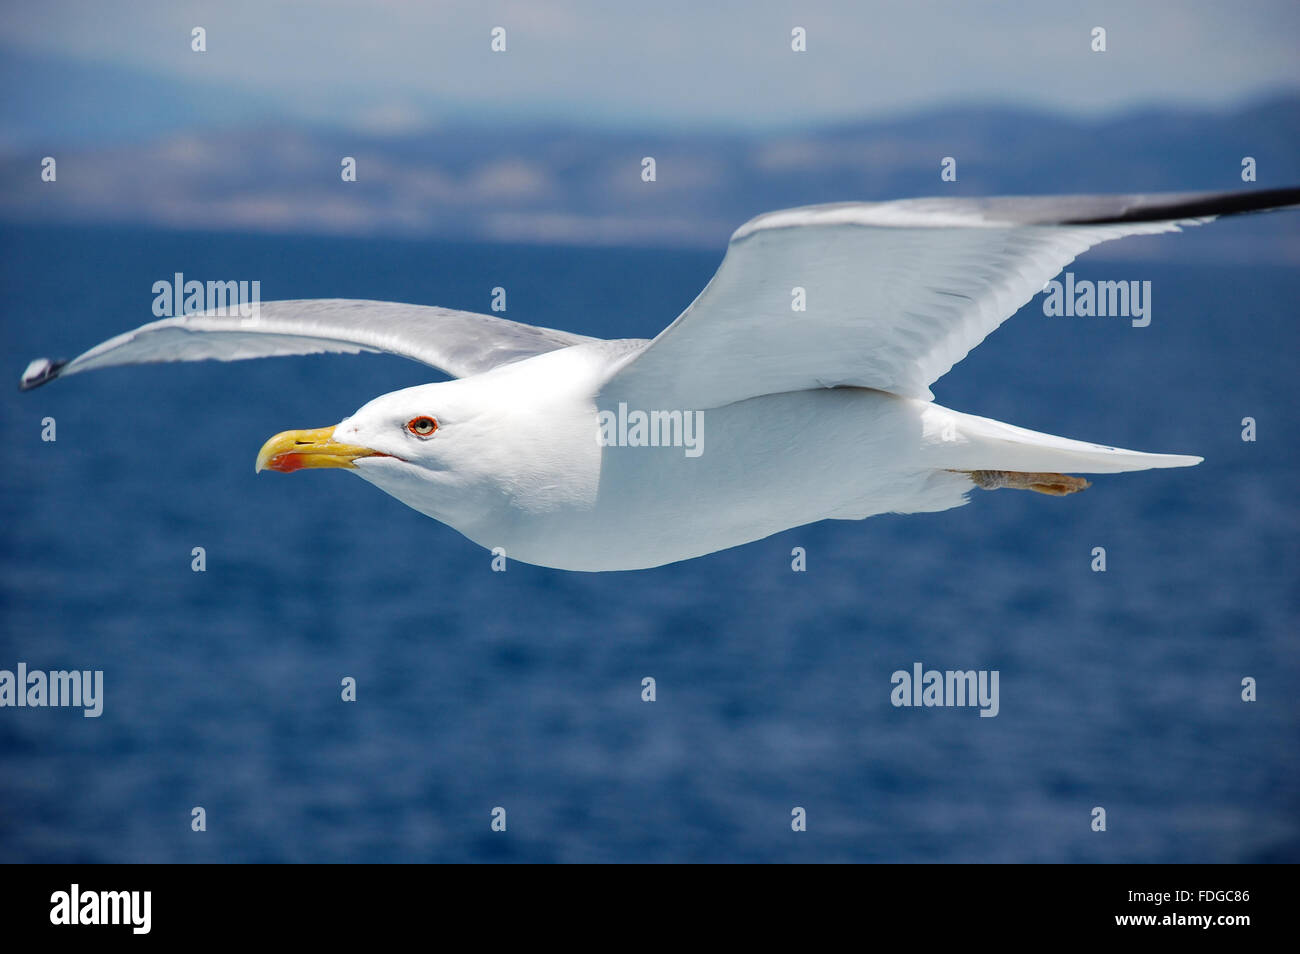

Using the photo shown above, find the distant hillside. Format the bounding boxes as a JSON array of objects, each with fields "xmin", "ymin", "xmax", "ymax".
[{"xmin": 1, "ymin": 45, "xmax": 1297, "ymax": 255}]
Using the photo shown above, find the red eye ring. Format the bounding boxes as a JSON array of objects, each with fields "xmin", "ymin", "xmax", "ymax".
[{"xmin": 407, "ymin": 416, "xmax": 438, "ymax": 437}]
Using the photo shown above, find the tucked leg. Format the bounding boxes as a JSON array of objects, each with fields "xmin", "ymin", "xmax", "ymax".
[{"xmin": 960, "ymin": 469, "xmax": 1092, "ymax": 496}]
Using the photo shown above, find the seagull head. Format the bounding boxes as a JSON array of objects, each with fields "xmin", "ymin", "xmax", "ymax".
[
  {"xmin": 254, "ymin": 379, "xmax": 503, "ymax": 519},
  {"xmin": 253, "ymin": 357, "xmax": 601, "ymax": 536}
]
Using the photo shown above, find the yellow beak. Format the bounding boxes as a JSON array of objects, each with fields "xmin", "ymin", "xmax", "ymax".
[{"xmin": 255, "ymin": 426, "xmax": 387, "ymax": 474}]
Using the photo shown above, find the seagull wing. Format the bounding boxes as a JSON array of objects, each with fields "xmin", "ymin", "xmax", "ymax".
[
  {"xmin": 601, "ymin": 188, "xmax": 1300, "ymax": 407},
  {"xmin": 20, "ymin": 298, "xmax": 597, "ymax": 390}
]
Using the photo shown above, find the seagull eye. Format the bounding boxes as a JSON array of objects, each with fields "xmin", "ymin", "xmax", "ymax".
[{"xmin": 407, "ymin": 416, "xmax": 438, "ymax": 437}]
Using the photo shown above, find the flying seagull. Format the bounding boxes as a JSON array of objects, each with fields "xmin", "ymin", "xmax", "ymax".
[{"xmin": 20, "ymin": 188, "xmax": 1299, "ymax": 571}]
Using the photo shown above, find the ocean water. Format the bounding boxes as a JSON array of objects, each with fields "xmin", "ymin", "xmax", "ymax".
[{"xmin": 0, "ymin": 223, "xmax": 1296, "ymax": 863}]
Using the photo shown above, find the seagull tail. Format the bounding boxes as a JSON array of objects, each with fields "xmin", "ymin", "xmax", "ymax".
[{"xmin": 926, "ymin": 406, "xmax": 1202, "ymax": 475}]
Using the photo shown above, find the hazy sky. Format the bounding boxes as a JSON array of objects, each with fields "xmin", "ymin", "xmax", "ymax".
[{"xmin": 3, "ymin": 0, "xmax": 1298, "ymax": 129}]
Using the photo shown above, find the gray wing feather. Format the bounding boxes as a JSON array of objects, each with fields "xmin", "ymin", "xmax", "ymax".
[{"xmin": 20, "ymin": 298, "xmax": 597, "ymax": 390}]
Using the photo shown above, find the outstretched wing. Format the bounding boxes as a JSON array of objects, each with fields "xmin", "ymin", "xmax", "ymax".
[
  {"xmin": 601, "ymin": 188, "xmax": 1300, "ymax": 408},
  {"xmin": 20, "ymin": 298, "xmax": 597, "ymax": 390}
]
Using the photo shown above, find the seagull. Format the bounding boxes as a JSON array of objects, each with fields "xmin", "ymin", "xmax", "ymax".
[{"xmin": 20, "ymin": 188, "xmax": 1299, "ymax": 571}]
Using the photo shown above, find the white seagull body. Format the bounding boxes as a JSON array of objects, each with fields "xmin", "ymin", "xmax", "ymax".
[{"xmin": 21, "ymin": 189, "xmax": 1299, "ymax": 571}]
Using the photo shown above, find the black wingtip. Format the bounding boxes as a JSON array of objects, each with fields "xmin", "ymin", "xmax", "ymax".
[
  {"xmin": 19, "ymin": 358, "xmax": 67, "ymax": 391},
  {"xmin": 1063, "ymin": 186, "xmax": 1300, "ymax": 225}
]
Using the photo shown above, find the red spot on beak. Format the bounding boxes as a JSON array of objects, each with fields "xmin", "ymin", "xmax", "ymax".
[{"xmin": 267, "ymin": 452, "xmax": 307, "ymax": 473}]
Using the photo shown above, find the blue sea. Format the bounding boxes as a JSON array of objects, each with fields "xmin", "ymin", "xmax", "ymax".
[{"xmin": 1, "ymin": 223, "xmax": 1296, "ymax": 863}]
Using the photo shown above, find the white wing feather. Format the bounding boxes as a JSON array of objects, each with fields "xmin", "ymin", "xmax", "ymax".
[{"xmin": 602, "ymin": 189, "xmax": 1299, "ymax": 408}]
